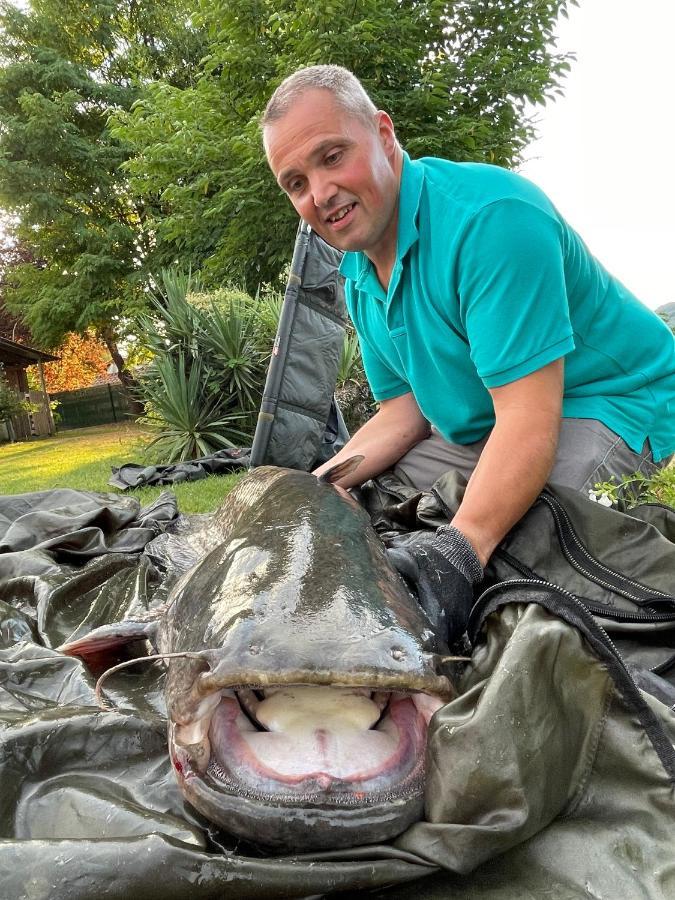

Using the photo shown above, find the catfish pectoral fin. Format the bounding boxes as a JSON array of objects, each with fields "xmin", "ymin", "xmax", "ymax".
[
  {"xmin": 57, "ymin": 618, "xmax": 159, "ymax": 675},
  {"xmin": 318, "ymin": 454, "xmax": 365, "ymax": 484}
]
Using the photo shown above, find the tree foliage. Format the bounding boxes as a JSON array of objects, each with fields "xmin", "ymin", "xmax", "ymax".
[
  {"xmin": 33, "ymin": 331, "xmax": 111, "ymax": 393},
  {"xmin": 0, "ymin": 227, "xmax": 42, "ymax": 343},
  {"xmin": 0, "ymin": 0, "xmax": 206, "ymax": 383},
  {"xmin": 0, "ymin": 0, "xmax": 576, "ymax": 357},
  {"xmin": 115, "ymin": 0, "xmax": 577, "ymax": 291}
]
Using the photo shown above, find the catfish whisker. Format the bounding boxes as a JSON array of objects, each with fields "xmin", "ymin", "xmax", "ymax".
[{"xmin": 95, "ymin": 651, "xmax": 206, "ymax": 710}]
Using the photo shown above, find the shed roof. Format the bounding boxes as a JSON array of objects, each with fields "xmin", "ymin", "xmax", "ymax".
[{"xmin": 0, "ymin": 335, "xmax": 58, "ymax": 367}]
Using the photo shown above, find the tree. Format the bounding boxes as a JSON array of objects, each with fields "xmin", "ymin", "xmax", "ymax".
[
  {"xmin": 0, "ymin": 0, "xmax": 207, "ymax": 397},
  {"xmin": 33, "ymin": 331, "xmax": 111, "ymax": 393},
  {"xmin": 115, "ymin": 0, "xmax": 577, "ymax": 292},
  {"xmin": 0, "ymin": 224, "xmax": 43, "ymax": 343}
]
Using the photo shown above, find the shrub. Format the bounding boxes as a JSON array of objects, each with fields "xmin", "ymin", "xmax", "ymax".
[
  {"xmin": 134, "ymin": 270, "xmax": 280, "ymax": 460},
  {"xmin": 334, "ymin": 326, "xmax": 375, "ymax": 435},
  {"xmin": 0, "ymin": 367, "xmax": 27, "ymax": 423},
  {"xmin": 141, "ymin": 352, "xmax": 248, "ymax": 462},
  {"xmin": 0, "ymin": 364, "xmax": 37, "ymax": 442}
]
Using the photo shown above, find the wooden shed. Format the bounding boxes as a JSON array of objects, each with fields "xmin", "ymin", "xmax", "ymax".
[{"xmin": 0, "ymin": 335, "xmax": 58, "ymax": 441}]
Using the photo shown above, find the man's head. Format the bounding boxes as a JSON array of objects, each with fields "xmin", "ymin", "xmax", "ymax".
[
  {"xmin": 262, "ymin": 65, "xmax": 378, "ymax": 133},
  {"xmin": 263, "ymin": 65, "xmax": 402, "ymax": 272}
]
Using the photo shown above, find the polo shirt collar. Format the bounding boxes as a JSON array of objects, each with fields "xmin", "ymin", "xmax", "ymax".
[
  {"xmin": 396, "ymin": 151, "xmax": 423, "ymax": 259},
  {"xmin": 338, "ymin": 152, "xmax": 424, "ymax": 298}
]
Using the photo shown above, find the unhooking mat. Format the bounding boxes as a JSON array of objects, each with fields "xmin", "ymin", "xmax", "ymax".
[
  {"xmin": 108, "ymin": 447, "xmax": 250, "ymax": 491},
  {"xmin": 1, "ymin": 482, "xmax": 674, "ymax": 899}
]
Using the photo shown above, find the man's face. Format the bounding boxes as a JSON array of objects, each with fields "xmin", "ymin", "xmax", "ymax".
[{"xmin": 264, "ymin": 89, "xmax": 401, "ymax": 265}]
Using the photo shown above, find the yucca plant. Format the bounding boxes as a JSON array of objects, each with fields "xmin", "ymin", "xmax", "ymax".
[
  {"xmin": 142, "ymin": 353, "xmax": 248, "ymax": 462},
  {"xmin": 139, "ymin": 268, "xmax": 205, "ymax": 358},
  {"xmin": 134, "ymin": 269, "xmax": 279, "ymax": 459},
  {"xmin": 253, "ymin": 288, "xmax": 284, "ymax": 354},
  {"xmin": 199, "ymin": 298, "xmax": 265, "ymax": 414},
  {"xmin": 334, "ymin": 328, "xmax": 374, "ymax": 434},
  {"xmin": 337, "ymin": 328, "xmax": 365, "ymax": 385}
]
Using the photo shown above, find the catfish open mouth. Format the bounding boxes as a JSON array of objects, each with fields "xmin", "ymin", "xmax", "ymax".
[{"xmin": 170, "ymin": 683, "xmax": 445, "ymax": 849}]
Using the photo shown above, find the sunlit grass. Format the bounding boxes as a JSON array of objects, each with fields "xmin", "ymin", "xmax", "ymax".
[{"xmin": 0, "ymin": 424, "xmax": 244, "ymax": 513}]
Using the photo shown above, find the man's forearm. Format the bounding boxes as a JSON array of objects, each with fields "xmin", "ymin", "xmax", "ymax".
[
  {"xmin": 313, "ymin": 394, "xmax": 430, "ymax": 488},
  {"xmin": 451, "ymin": 410, "xmax": 559, "ymax": 566},
  {"xmin": 451, "ymin": 359, "xmax": 565, "ymax": 566}
]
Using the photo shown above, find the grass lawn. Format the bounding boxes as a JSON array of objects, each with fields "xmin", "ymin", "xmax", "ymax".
[{"xmin": 0, "ymin": 423, "xmax": 244, "ymax": 513}]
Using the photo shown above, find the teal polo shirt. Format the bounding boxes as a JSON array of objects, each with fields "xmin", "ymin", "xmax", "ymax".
[{"xmin": 339, "ymin": 153, "xmax": 675, "ymax": 461}]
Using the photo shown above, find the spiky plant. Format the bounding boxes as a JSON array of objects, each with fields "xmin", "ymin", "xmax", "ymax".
[{"xmin": 142, "ymin": 353, "xmax": 247, "ymax": 462}]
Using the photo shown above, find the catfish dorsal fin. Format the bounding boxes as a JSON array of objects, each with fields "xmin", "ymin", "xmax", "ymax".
[{"xmin": 318, "ymin": 455, "xmax": 365, "ymax": 485}]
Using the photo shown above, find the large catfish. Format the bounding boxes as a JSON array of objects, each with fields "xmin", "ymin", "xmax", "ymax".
[{"xmin": 60, "ymin": 461, "xmax": 456, "ymax": 851}]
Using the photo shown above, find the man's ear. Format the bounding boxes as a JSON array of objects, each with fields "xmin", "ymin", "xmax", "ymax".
[{"xmin": 375, "ymin": 110, "xmax": 398, "ymax": 157}]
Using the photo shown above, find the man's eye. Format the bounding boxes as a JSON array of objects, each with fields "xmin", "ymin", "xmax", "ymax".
[
  {"xmin": 325, "ymin": 151, "xmax": 342, "ymax": 166},
  {"xmin": 287, "ymin": 178, "xmax": 304, "ymax": 193}
]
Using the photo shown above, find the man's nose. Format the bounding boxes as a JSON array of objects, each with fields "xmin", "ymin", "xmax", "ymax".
[{"xmin": 310, "ymin": 172, "xmax": 337, "ymax": 209}]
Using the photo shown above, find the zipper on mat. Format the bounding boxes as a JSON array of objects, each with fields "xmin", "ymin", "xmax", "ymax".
[
  {"xmin": 493, "ymin": 547, "xmax": 675, "ymax": 624},
  {"xmin": 437, "ymin": 485, "xmax": 675, "ymax": 617},
  {"xmin": 539, "ymin": 491, "xmax": 675, "ymax": 608},
  {"xmin": 471, "ymin": 578, "xmax": 630, "ymax": 668},
  {"xmin": 468, "ymin": 578, "xmax": 675, "ymax": 779}
]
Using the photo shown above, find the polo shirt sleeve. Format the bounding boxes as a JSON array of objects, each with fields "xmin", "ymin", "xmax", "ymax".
[{"xmin": 456, "ymin": 198, "xmax": 575, "ymax": 388}]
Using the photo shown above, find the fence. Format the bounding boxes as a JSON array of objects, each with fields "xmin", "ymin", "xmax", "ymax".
[
  {"xmin": 28, "ymin": 390, "xmax": 54, "ymax": 436},
  {"xmin": 1, "ymin": 390, "xmax": 53, "ymax": 442},
  {"xmin": 51, "ymin": 383, "xmax": 134, "ymax": 430}
]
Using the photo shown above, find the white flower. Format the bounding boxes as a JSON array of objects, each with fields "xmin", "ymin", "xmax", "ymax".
[
  {"xmin": 588, "ymin": 489, "xmax": 615, "ymax": 507},
  {"xmin": 598, "ymin": 492, "xmax": 614, "ymax": 507}
]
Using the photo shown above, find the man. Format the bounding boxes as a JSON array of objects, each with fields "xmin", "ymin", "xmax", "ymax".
[{"xmin": 262, "ymin": 65, "xmax": 675, "ymax": 635}]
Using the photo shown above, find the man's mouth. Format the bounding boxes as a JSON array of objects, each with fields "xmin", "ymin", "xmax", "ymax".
[{"xmin": 326, "ymin": 202, "xmax": 356, "ymax": 225}]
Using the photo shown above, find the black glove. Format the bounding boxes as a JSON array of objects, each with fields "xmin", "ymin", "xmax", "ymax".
[{"xmin": 387, "ymin": 525, "xmax": 484, "ymax": 646}]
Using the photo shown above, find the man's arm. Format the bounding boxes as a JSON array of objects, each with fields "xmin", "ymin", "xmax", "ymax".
[
  {"xmin": 451, "ymin": 358, "xmax": 564, "ymax": 566},
  {"xmin": 313, "ymin": 392, "xmax": 430, "ymax": 486}
]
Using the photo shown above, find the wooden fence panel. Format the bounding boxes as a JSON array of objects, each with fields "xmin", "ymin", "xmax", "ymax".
[
  {"xmin": 7, "ymin": 411, "xmax": 30, "ymax": 441},
  {"xmin": 28, "ymin": 390, "xmax": 53, "ymax": 436}
]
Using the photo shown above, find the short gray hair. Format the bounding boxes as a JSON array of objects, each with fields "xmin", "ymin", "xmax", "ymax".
[{"xmin": 262, "ymin": 65, "xmax": 377, "ymax": 130}]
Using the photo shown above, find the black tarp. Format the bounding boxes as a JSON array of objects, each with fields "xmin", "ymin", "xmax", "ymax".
[{"xmin": 109, "ymin": 449, "xmax": 250, "ymax": 491}]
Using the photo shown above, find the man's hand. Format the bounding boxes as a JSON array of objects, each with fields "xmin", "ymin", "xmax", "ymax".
[{"xmin": 387, "ymin": 525, "xmax": 484, "ymax": 646}]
